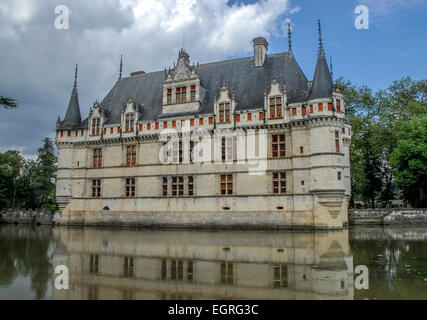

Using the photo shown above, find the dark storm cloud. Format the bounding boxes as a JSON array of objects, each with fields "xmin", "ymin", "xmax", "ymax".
[{"xmin": 0, "ymin": 0, "xmax": 293, "ymax": 156}]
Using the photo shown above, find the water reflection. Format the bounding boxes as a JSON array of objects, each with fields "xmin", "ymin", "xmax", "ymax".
[
  {"xmin": 1, "ymin": 224, "xmax": 426, "ymax": 300},
  {"xmin": 51, "ymin": 228, "xmax": 354, "ymax": 300},
  {"xmin": 0, "ymin": 225, "xmax": 54, "ymax": 299}
]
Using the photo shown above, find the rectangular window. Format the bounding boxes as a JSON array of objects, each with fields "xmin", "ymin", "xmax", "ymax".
[
  {"xmin": 93, "ymin": 148, "xmax": 102, "ymax": 168},
  {"xmin": 147, "ymin": 123, "xmax": 151, "ymax": 130},
  {"xmin": 219, "ymin": 103, "xmax": 231, "ymax": 123},
  {"xmin": 188, "ymin": 176, "xmax": 194, "ymax": 196},
  {"xmin": 89, "ymin": 255, "xmax": 99, "ymax": 274},
  {"xmin": 259, "ymin": 112, "xmax": 264, "ymax": 120},
  {"xmin": 92, "ymin": 180, "xmax": 101, "ymax": 198},
  {"xmin": 337, "ymin": 100, "xmax": 341, "ymax": 112},
  {"xmin": 125, "ymin": 114, "xmax": 134, "ymax": 132},
  {"xmin": 167, "ymin": 89, "xmax": 172, "ymax": 104},
  {"xmin": 269, "ymin": 96, "xmax": 282, "ymax": 119},
  {"xmin": 117, "ymin": 127, "xmax": 121, "ymax": 133},
  {"xmin": 310, "ymin": 105, "xmax": 313, "ymax": 113},
  {"xmin": 272, "ymin": 172, "xmax": 286, "ymax": 194},
  {"xmin": 126, "ymin": 178, "xmax": 136, "ymax": 197},
  {"xmin": 139, "ymin": 124, "xmax": 143, "ymax": 131},
  {"xmin": 209, "ymin": 117, "xmax": 213, "ymax": 124},
  {"xmin": 124, "ymin": 256, "xmax": 134, "ymax": 278},
  {"xmin": 338, "ymin": 172, "xmax": 342, "ymax": 181},
  {"xmin": 328, "ymin": 103, "xmax": 333, "ymax": 111},
  {"xmin": 318, "ymin": 103, "xmax": 323, "ymax": 111},
  {"xmin": 273, "ymin": 264, "xmax": 288, "ymax": 288},
  {"xmin": 220, "ymin": 262, "xmax": 233, "ymax": 285},
  {"xmin": 81, "ymin": 130, "xmax": 84, "ymax": 136},
  {"xmin": 247, "ymin": 113, "xmax": 252, "ymax": 121},
  {"xmin": 190, "ymin": 119, "xmax": 195, "ymax": 126},
  {"xmin": 172, "ymin": 141, "xmax": 183, "ymax": 164},
  {"xmin": 220, "ymin": 175, "xmax": 233, "ymax": 196},
  {"xmin": 172, "ymin": 177, "xmax": 184, "ymax": 197},
  {"xmin": 172, "ymin": 120, "xmax": 176, "ymax": 128},
  {"xmin": 272, "ymin": 134, "xmax": 286, "ymax": 158},
  {"xmin": 126, "ymin": 145, "xmax": 137, "ymax": 166},
  {"xmin": 155, "ymin": 122, "xmax": 159, "ymax": 130},
  {"xmin": 176, "ymin": 87, "xmax": 186, "ymax": 103},
  {"xmin": 68, "ymin": 131, "xmax": 71, "ymax": 137},
  {"xmin": 335, "ymin": 131, "xmax": 340, "ymax": 153},
  {"xmin": 162, "ymin": 177, "xmax": 168, "ymax": 196},
  {"xmin": 103, "ymin": 128, "xmax": 106, "ymax": 135},
  {"xmin": 163, "ymin": 121, "xmax": 167, "ymax": 129},
  {"xmin": 236, "ymin": 114, "xmax": 240, "ymax": 122},
  {"xmin": 292, "ymin": 108, "xmax": 297, "ymax": 116},
  {"xmin": 190, "ymin": 85, "xmax": 196, "ymax": 102},
  {"xmin": 110, "ymin": 127, "xmax": 114, "ymax": 134},
  {"xmin": 61, "ymin": 131, "xmax": 63, "ymax": 137},
  {"xmin": 300, "ymin": 146, "xmax": 304, "ymax": 154},
  {"xmin": 221, "ymin": 137, "xmax": 233, "ymax": 162},
  {"xmin": 92, "ymin": 118, "xmax": 100, "ymax": 136},
  {"xmin": 302, "ymin": 106, "xmax": 307, "ymax": 115},
  {"xmin": 199, "ymin": 118, "xmax": 204, "ymax": 125}
]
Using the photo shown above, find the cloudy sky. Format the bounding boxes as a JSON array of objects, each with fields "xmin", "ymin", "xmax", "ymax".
[{"xmin": 0, "ymin": 0, "xmax": 426, "ymax": 157}]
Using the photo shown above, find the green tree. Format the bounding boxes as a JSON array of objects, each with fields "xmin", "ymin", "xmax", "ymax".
[
  {"xmin": 0, "ymin": 96, "xmax": 18, "ymax": 109},
  {"xmin": 0, "ymin": 150, "xmax": 24, "ymax": 209},
  {"xmin": 390, "ymin": 115, "xmax": 427, "ymax": 208},
  {"xmin": 30, "ymin": 138, "xmax": 57, "ymax": 207}
]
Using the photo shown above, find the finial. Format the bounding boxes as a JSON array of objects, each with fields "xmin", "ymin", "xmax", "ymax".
[
  {"xmin": 74, "ymin": 64, "xmax": 78, "ymax": 89},
  {"xmin": 318, "ymin": 19, "xmax": 324, "ymax": 56},
  {"xmin": 330, "ymin": 55, "xmax": 333, "ymax": 79},
  {"xmin": 288, "ymin": 23, "xmax": 292, "ymax": 52},
  {"xmin": 118, "ymin": 54, "xmax": 123, "ymax": 82}
]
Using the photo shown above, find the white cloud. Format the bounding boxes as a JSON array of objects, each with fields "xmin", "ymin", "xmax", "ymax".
[{"xmin": 0, "ymin": 0, "xmax": 297, "ymax": 156}]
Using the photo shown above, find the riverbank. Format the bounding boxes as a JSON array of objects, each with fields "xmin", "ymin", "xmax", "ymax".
[
  {"xmin": 2, "ymin": 208, "xmax": 427, "ymax": 227},
  {"xmin": 0, "ymin": 209, "xmax": 60, "ymax": 226},
  {"xmin": 349, "ymin": 208, "xmax": 427, "ymax": 225}
]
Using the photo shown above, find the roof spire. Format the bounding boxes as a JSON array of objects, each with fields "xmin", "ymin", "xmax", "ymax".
[
  {"xmin": 118, "ymin": 54, "xmax": 123, "ymax": 83},
  {"xmin": 330, "ymin": 55, "xmax": 333, "ymax": 80},
  {"xmin": 288, "ymin": 23, "xmax": 292, "ymax": 52},
  {"xmin": 74, "ymin": 64, "xmax": 78, "ymax": 89},
  {"xmin": 318, "ymin": 19, "xmax": 324, "ymax": 56}
]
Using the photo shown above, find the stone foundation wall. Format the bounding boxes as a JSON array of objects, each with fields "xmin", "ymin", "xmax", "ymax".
[
  {"xmin": 349, "ymin": 208, "xmax": 427, "ymax": 225},
  {"xmin": 0, "ymin": 209, "xmax": 60, "ymax": 225}
]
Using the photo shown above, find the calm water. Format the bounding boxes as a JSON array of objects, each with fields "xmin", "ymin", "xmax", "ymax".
[{"xmin": 0, "ymin": 224, "xmax": 426, "ymax": 300}]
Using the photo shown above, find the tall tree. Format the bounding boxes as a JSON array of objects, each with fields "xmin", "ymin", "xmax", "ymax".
[
  {"xmin": 390, "ymin": 115, "xmax": 427, "ymax": 208},
  {"xmin": 30, "ymin": 138, "xmax": 57, "ymax": 207}
]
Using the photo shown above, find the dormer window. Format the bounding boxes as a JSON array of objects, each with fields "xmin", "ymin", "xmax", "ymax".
[
  {"xmin": 219, "ymin": 103, "xmax": 231, "ymax": 123},
  {"xmin": 269, "ymin": 97, "xmax": 282, "ymax": 119},
  {"xmin": 91, "ymin": 118, "xmax": 100, "ymax": 136},
  {"xmin": 167, "ymin": 89, "xmax": 172, "ymax": 104},
  {"xmin": 125, "ymin": 114, "xmax": 134, "ymax": 132},
  {"xmin": 190, "ymin": 85, "xmax": 196, "ymax": 102}
]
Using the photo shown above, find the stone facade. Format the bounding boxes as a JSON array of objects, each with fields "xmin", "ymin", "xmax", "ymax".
[{"xmin": 56, "ymin": 26, "xmax": 352, "ymax": 229}]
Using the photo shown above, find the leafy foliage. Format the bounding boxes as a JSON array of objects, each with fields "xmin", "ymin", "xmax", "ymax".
[
  {"xmin": 0, "ymin": 96, "xmax": 18, "ymax": 109},
  {"xmin": 0, "ymin": 138, "xmax": 57, "ymax": 211}
]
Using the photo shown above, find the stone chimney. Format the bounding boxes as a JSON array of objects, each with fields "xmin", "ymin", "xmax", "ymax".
[{"xmin": 253, "ymin": 37, "xmax": 268, "ymax": 67}]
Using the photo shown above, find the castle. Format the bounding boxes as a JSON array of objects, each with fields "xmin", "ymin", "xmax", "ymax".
[{"xmin": 55, "ymin": 22, "xmax": 352, "ymax": 229}]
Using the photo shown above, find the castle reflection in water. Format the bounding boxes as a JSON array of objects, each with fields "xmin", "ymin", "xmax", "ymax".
[{"xmin": 52, "ymin": 228, "xmax": 354, "ymax": 300}]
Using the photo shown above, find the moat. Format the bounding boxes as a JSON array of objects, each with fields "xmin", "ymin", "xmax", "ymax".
[{"xmin": 0, "ymin": 224, "xmax": 426, "ymax": 300}]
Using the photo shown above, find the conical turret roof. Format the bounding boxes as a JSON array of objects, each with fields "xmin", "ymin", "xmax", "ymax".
[{"xmin": 308, "ymin": 21, "xmax": 333, "ymax": 100}]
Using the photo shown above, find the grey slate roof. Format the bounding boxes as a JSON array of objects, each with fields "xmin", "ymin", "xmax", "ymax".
[
  {"xmin": 60, "ymin": 86, "xmax": 82, "ymax": 129},
  {"xmin": 60, "ymin": 51, "xmax": 312, "ymax": 129},
  {"xmin": 307, "ymin": 41, "xmax": 333, "ymax": 101}
]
